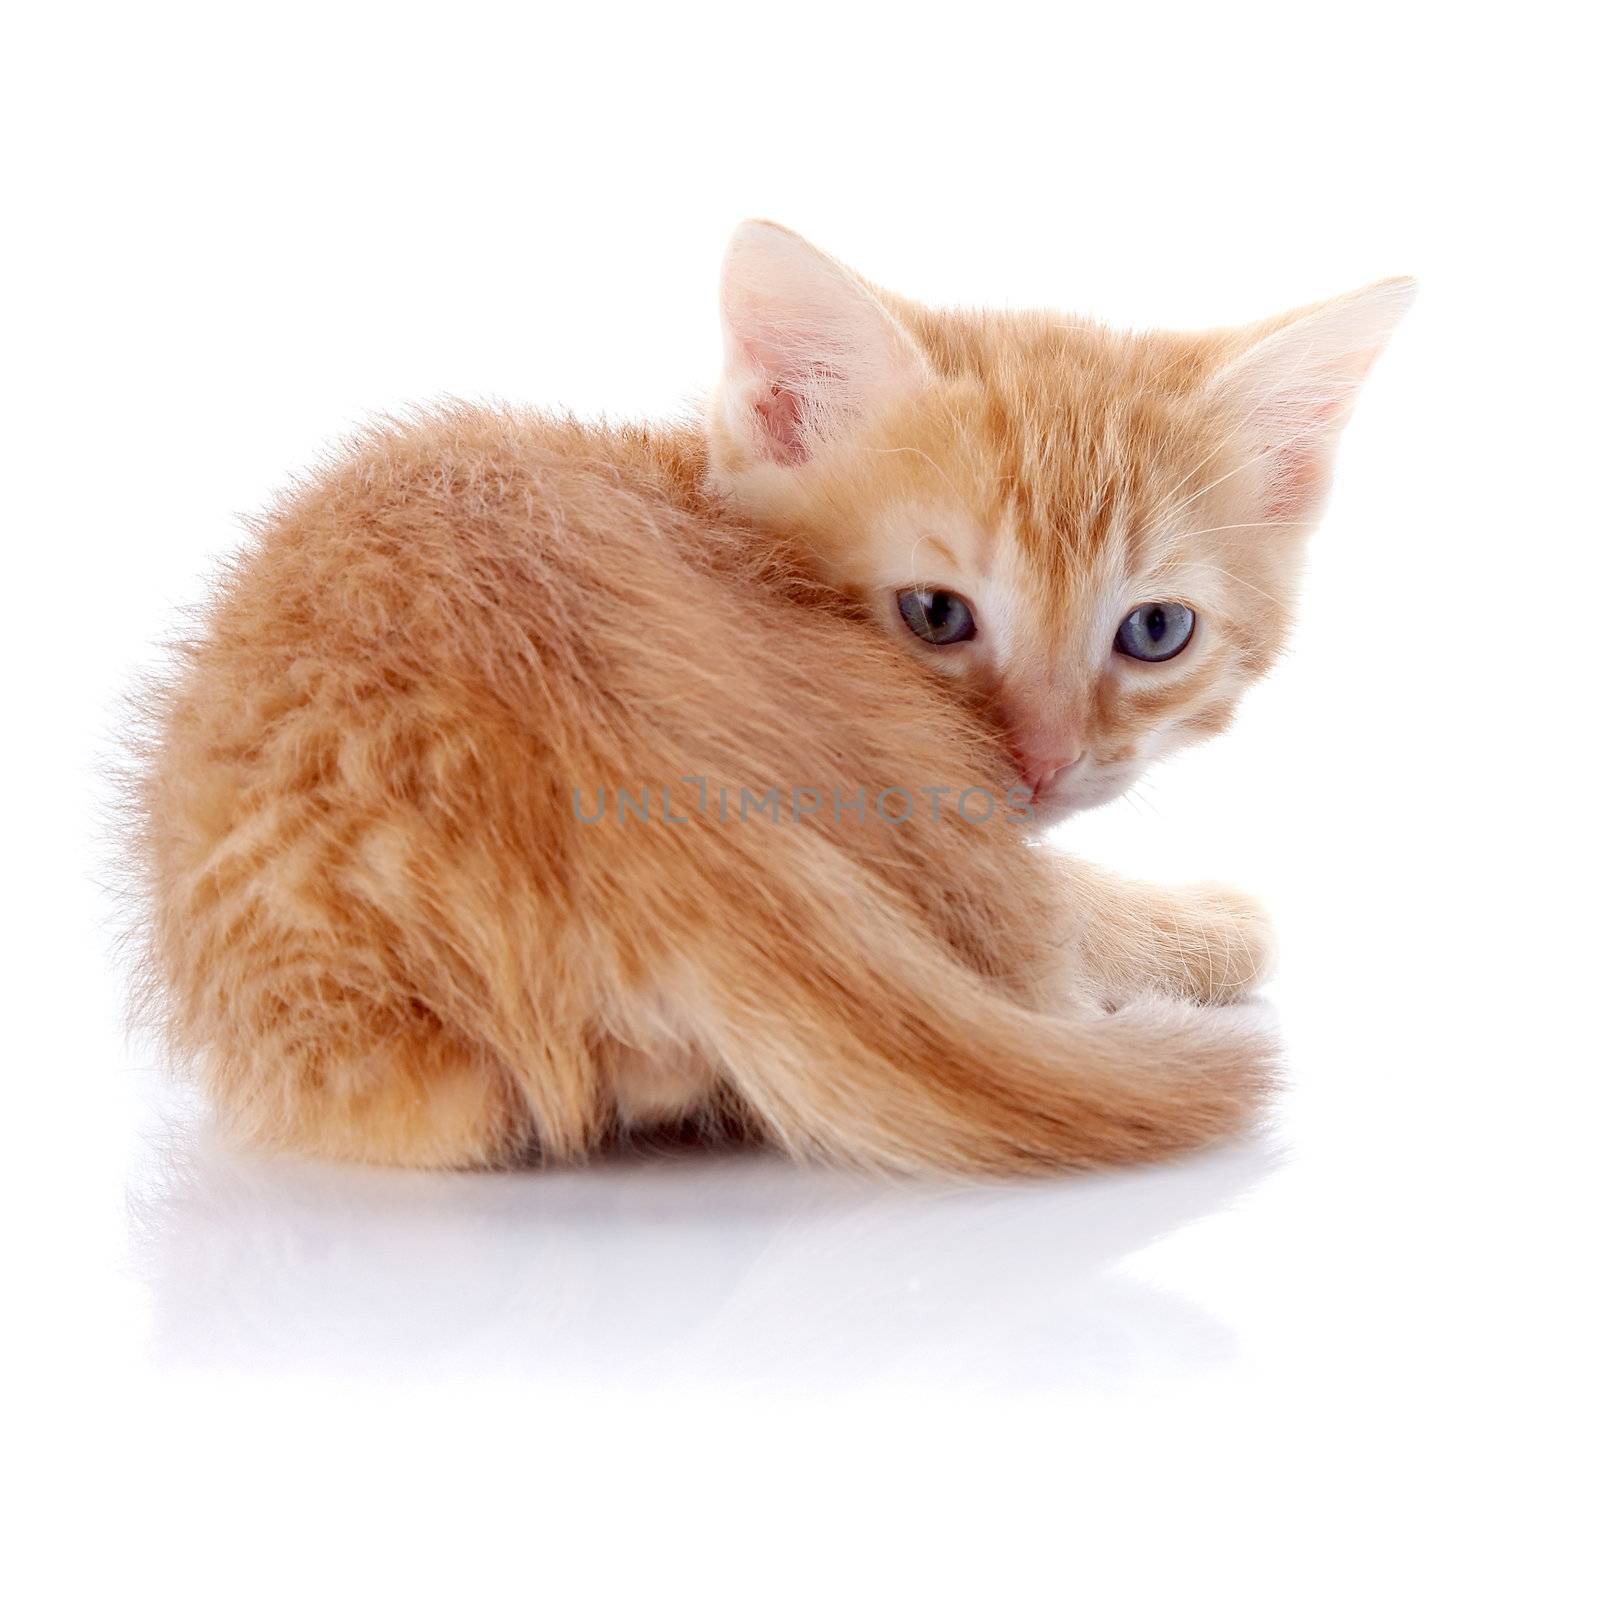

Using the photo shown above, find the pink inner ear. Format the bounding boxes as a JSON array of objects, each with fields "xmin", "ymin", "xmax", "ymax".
[
  {"xmin": 1251, "ymin": 383, "xmax": 1354, "ymax": 521},
  {"xmin": 754, "ymin": 381, "xmax": 808, "ymax": 466},
  {"xmin": 1237, "ymin": 330, "xmax": 1390, "ymax": 521},
  {"xmin": 1262, "ymin": 446, "xmax": 1323, "ymax": 522}
]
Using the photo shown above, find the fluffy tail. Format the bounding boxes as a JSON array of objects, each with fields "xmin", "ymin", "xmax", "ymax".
[{"xmin": 682, "ymin": 840, "xmax": 1277, "ymax": 1177}]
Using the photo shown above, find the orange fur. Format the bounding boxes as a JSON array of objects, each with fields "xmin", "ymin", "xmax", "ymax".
[{"xmin": 123, "ymin": 223, "xmax": 1410, "ymax": 1174}]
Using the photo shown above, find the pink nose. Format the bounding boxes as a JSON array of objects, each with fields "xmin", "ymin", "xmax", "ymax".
[{"xmin": 1014, "ymin": 748, "xmax": 1083, "ymax": 797}]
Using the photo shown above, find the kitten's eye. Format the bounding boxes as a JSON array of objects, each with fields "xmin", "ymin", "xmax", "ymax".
[
  {"xmin": 1115, "ymin": 601, "xmax": 1195, "ymax": 662},
  {"xmin": 897, "ymin": 589, "xmax": 977, "ymax": 646}
]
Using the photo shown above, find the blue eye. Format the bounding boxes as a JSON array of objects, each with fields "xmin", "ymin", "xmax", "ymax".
[
  {"xmin": 1115, "ymin": 602, "xmax": 1196, "ymax": 662},
  {"xmin": 897, "ymin": 589, "xmax": 977, "ymax": 645}
]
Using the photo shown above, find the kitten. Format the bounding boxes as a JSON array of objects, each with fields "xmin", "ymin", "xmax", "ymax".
[{"xmin": 126, "ymin": 222, "xmax": 1410, "ymax": 1174}]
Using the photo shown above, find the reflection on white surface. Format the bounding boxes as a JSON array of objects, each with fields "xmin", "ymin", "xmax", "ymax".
[{"xmin": 129, "ymin": 1118, "xmax": 1278, "ymax": 1390}]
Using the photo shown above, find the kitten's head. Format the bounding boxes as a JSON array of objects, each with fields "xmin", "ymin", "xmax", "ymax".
[{"xmin": 706, "ymin": 221, "xmax": 1413, "ymax": 822}]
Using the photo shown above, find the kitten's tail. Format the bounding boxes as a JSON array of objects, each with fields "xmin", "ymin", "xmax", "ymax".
[{"xmin": 686, "ymin": 846, "xmax": 1276, "ymax": 1176}]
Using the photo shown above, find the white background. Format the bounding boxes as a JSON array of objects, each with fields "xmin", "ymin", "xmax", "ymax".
[{"xmin": 5, "ymin": 3, "xmax": 1595, "ymax": 1594}]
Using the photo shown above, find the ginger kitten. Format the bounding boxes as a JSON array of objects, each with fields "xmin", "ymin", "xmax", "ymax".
[{"xmin": 126, "ymin": 222, "xmax": 1411, "ymax": 1174}]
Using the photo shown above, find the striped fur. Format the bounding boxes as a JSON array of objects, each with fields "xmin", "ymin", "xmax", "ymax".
[{"xmin": 122, "ymin": 224, "xmax": 1409, "ymax": 1174}]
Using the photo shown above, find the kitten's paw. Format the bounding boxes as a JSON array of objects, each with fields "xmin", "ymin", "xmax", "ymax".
[{"xmin": 1161, "ymin": 883, "xmax": 1277, "ymax": 1005}]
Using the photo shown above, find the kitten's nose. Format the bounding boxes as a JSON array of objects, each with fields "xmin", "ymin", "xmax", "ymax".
[{"xmin": 1014, "ymin": 746, "xmax": 1083, "ymax": 798}]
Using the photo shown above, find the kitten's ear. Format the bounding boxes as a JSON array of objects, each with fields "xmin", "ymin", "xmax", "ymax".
[
  {"xmin": 1206, "ymin": 277, "xmax": 1416, "ymax": 524},
  {"xmin": 716, "ymin": 220, "xmax": 931, "ymax": 467}
]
